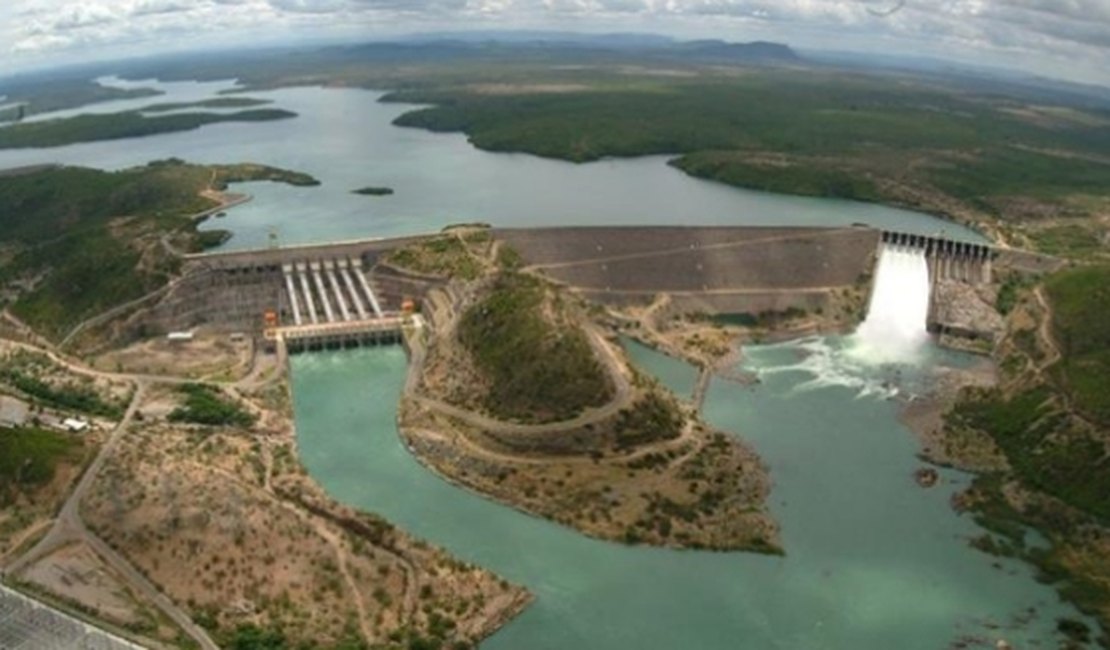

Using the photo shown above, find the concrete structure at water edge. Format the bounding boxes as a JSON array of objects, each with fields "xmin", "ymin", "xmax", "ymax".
[
  {"xmin": 497, "ymin": 226, "xmax": 882, "ymax": 320},
  {"xmin": 129, "ymin": 235, "xmax": 441, "ymax": 352},
  {"xmin": 124, "ymin": 225, "xmax": 1003, "ymax": 350},
  {"xmin": 878, "ymin": 230, "xmax": 994, "ymax": 286},
  {"xmin": 877, "ymin": 230, "xmax": 1001, "ymax": 342}
]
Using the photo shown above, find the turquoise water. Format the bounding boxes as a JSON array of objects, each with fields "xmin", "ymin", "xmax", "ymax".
[
  {"xmin": 0, "ymin": 81, "xmax": 986, "ymax": 249},
  {"xmin": 290, "ymin": 343, "xmax": 1089, "ymax": 649},
  {"xmin": 7, "ymin": 74, "xmax": 1082, "ymax": 645},
  {"xmin": 620, "ymin": 338, "xmax": 700, "ymax": 399}
]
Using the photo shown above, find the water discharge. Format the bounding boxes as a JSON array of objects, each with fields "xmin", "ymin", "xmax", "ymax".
[
  {"xmin": 751, "ymin": 243, "xmax": 936, "ymax": 399},
  {"xmin": 853, "ymin": 244, "xmax": 932, "ymax": 364}
]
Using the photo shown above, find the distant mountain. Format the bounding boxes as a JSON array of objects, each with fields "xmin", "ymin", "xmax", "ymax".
[
  {"xmin": 402, "ymin": 31, "xmax": 676, "ymax": 49},
  {"xmin": 806, "ymin": 49, "xmax": 1110, "ymax": 109},
  {"xmin": 674, "ymin": 39, "xmax": 801, "ymax": 63},
  {"xmin": 394, "ymin": 31, "xmax": 800, "ymax": 64}
]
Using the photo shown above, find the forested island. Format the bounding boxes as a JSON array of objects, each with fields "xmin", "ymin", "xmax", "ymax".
[{"xmin": 352, "ymin": 185, "xmax": 394, "ymax": 196}]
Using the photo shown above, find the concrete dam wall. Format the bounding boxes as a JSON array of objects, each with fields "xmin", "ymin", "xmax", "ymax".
[
  {"xmin": 131, "ymin": 235, "xmax": 440, "ymax": 338},
  {"xmin": 496, "ymin": 226, "xmax": 881, "ymax": 318},
  {"xmin": 126, "ymin": 225, "xmax": 999, "ymax": 343}
]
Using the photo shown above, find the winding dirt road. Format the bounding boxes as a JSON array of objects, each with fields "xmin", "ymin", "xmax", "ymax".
[{"xmin": 3, "ymin": 382, "xmax": 220, "ymax": 650}]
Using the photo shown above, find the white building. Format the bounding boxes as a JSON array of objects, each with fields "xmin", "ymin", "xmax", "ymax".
[{"xmin": 61, "ymin": 418, "xmax": 90, "ymax": 433}]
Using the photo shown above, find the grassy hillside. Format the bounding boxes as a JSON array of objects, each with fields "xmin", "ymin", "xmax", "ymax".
[
  {"xmin": 0, "ymin": 161, "xmax": 318, "ymax": 341},
  {"xmin": 0, "ymin": 76, "xmax": 161, "ymax": 117},
  {"xmin": 0, "ymin": 108, "xmax": 296, "ymax": 149},
  {"xmin": 0, "ymin": 425, "xmax": 83, "ymax": 506},
  {"xmin": 458, "ymin": 271, "xmax": 614, "ymax": 422},
  {"xmin": 384, "ymin": 236, "xmax": 482, "ymax": 280},
  {"xmin": 947, "ymin": 265, "xmax": 1110, "ymax": 643},
  {"xmin": 383, "ymin": 71, "xmax": 1110, "ymax": 253},
  {"xmin": 1045, "ymin": 266, "xmax": 1110, "ymax": 426},
  {"xmin": 140, "ymin": 97, "xmax": 272, "ymax": 113}
]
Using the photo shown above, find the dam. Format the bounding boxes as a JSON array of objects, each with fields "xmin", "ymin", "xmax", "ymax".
[{"xmin": 129, "ymin": 225, "xmax": 1001, "ymax": 348}]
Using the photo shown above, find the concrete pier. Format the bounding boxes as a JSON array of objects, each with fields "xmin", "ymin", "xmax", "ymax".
[
  {"xmin": 297, "ymin": 263, "xmax": 320, "ymax": 324},
  {"xmin": 879, "ymin": 230, "xmax": 994, "ymax": 285},
  {"xmin": 339, "ymin": 259, "xmax": 369, "ymax": 320},
  {"xmin": 269, "ymin": 315, "xmax": 407, "ymax": 353},
  {"xmin": 282, "ymin": 264, "xmax": 303, "ymax": 326},
  {"xmin": 309, "ymin": 262, "xmax": 336, "ymax": 323},
  {"xmin": 324, "ymin": 261, "xmax": 352, "ymax": 321}
]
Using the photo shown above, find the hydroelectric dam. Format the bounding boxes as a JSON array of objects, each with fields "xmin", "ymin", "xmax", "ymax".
[{"xmin": 124, "ymin": 225, "xmax": 1006, "ymax": 350}]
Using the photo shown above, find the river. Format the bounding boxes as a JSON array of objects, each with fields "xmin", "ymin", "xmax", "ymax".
[{"xmin": 290, "ymin": 341, "xmax": 1086, "ymax": 649}]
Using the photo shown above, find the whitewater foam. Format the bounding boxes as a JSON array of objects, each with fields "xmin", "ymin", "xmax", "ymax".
[
  {"xmin": 852, "ymin": 244, "xmax": 931, "ymax": 363},
  {"xmin": 746, "ymin": 244, "xmax": 933, "ymax": 398}
]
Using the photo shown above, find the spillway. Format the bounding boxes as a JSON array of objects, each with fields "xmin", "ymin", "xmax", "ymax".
[{"xmin": 853, "ymin": 244, "xmax": 931, "ymax": 362}]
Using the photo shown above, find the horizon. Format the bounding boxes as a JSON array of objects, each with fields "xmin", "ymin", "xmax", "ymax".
[{"xmin": 0, "ymin": 1, "xmax": 1107, "ymax": 88}]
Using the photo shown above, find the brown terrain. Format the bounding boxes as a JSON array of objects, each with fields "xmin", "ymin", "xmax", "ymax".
[
  {"xmin": 0, "ymin": 329, "xmax": 530, "ymax": 649},
  {"xmin": 392, "ymin": 229, "xmax": 780, "ymax": 553}
]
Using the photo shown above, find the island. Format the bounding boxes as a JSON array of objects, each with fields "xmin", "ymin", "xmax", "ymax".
[{"xmin": 353, "ymin": 186, "xmax": 395, "ymax": 196}]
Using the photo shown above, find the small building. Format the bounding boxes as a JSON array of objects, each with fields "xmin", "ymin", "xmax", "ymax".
[
  {"xmin": 167, "ymin": 331, "xmax": 195, "ymax": 342},
  {"xmin": 61, "ymin": 418, "xmax": 90, "ymax": 433}
]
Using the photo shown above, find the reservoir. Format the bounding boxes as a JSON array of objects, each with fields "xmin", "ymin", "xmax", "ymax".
[
  {"xmin": 2, "ymin": 78, "xmax": 1076, "ymax": 646},
  {"xmin": 0, "ymin": 81, "xmax": 985, "ymax": 249}
]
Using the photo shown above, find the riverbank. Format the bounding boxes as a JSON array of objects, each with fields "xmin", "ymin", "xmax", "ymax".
[
  {"xmin": 0, "ymin": 332, "xmax": 532, "ymax": 649},
  {"xmin": 897, "ymin": 266, "xmax": 1110, "ymax": 647}
]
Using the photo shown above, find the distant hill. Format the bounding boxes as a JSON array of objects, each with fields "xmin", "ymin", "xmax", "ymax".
[{"xmin": 673, "ymin": 40, "xmax": 801, "ymax": 63}]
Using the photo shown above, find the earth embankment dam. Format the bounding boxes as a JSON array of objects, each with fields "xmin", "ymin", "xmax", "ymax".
[{"xmin": 497, "ymin": 226, "xmax": 881, "ymax": 317}]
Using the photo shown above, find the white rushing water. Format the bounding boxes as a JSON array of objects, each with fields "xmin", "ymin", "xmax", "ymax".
[
  {"xmin": 753, "ymin": 244, "xmax": 934, "ymax": 397},
  {"xmin": 853, "ymin": 244, "xmax": 932, "ymax": 363}
]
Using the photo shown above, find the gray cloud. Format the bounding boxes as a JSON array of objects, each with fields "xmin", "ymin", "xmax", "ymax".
[{"xmin": 2, "ymin": 0, "xmax": 1107, "ymax": 85}]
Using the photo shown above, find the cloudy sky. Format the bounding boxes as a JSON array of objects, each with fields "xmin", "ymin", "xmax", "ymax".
[{"xmin": 1, "ymin": 0, "xmax": 1107, "ymax": 86}]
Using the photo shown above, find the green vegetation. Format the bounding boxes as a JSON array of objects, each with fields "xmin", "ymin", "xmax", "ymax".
[
  {"xmin": 995, "ymin": 272, "xmax": 1037, "ymax": 315},
  {"xmin": 0, "ymin": 109, "xmax": 296, "ymax": 149},
  {"xmin": 711, "ymin": 307, "xmax": 808, "ymax": 328},
  {"xmin": 1045, "ymin": 265, "xmax": 1110, "ymax": 425},
  {"xmin": 1030, "ymin": 225, "xmax": 1106, "ymax": 259},
  {"xmin": 458, "ymin": 272, "xmax": 613, "ymax": 422},
  {"xmin": 352, "ymin": 186, "xmax": 394, "ymax": 196},
  {"xmin": 169, "ymin": 384, "xmax": 256, "ymax": 427},
  {"xmin": 951, "ymin": 387, "xmax": 1109, "ymax": 522},
  {"xmin": 0, "ymin": 426, "xmax": 82, "ymax": 505},
  {"xmin": 140, "ymin": 97, "xmax": 272, "ymax": 113},
  {"xmin": 671, "ymin": 153, "xmax": 882, "ymax": 202},
  {"xmin": 613, "ymin": 392, "xmax": 683, "ymax": 449},
  {"xmin": 384, "ymin": 236, "xmax": 482, "ymax": 280},
  {"xmin": 0, "ymin": 161, "xmax": 318, "ymax": 340},
  {"xmin": 210, "ymin": 162, "xmax": 320, "ymax": 188},
  {"xmin": 0, "ymin": 368, "xmax": 122, "ymax": 418},
  {"xmin": 961, "ymin": 474, "xmax": 1110, "ymax": 648},
  {"xmin": 0, "ymin": 76, "xmax": 161, "ymax": 117},
  {"xmin": 384, "ymin": 70, "xmax": 1110, "ymax": 244},
  {"xmin": 224, "ymin": 624, "xmax": 287, "ymax": 650},
  {"xmin": 950, "ymin": 264, "xmax": 1110, "ymax": 644}
]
